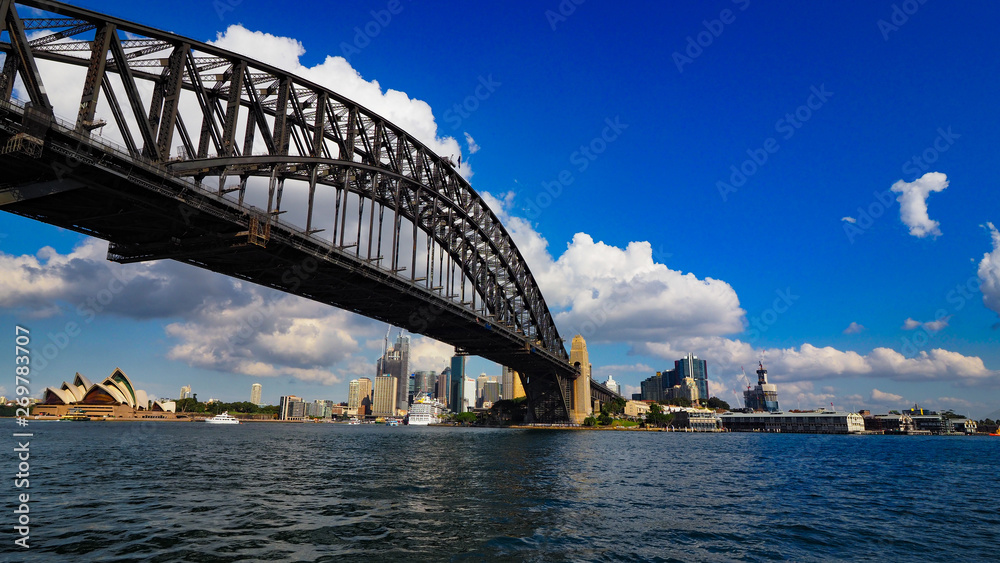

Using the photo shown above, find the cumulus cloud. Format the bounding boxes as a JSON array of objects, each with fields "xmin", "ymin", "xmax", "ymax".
[
  {"xmin": 979, "ymin": 222, "xmax": 1000, "ymax": 316},
  {"xmin": 890, "ymin": 172, "xmax": 948, "ymax": 238},
  {"xmin": 843, "ymin": 322, "xmax": 865, "ymax": 334},
  {"xmin": 902, "ymin": 316, "xmax": 950, "ymax": 332},
  {"xmin": 871, "ymin": 388, "xmax": 904, "ymax": 403},
  {"xmin": 483, "ymin": 191, "xmax": 746, "ymax": 344},
  {"xmin": 464, "ymin": 132, "xmax": 480, "ymax": 154}
]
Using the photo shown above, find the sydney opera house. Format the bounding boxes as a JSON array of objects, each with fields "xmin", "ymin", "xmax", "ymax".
[{"xmin": 35, "ymin": 368, "xmax": 186, "ymax": 420}]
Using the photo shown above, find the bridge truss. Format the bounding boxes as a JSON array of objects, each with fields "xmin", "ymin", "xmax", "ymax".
[{"xmin": 0, "ymin": 0, "xmax": 617, "ymax": 422}]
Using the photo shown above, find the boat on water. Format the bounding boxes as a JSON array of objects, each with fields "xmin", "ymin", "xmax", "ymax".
[
  {"xmin": 59, "ymin": 408, "xmax": 90, "ymax": 422},
  {"xmin": 386, "ymin": 418, "xmax": 400, "ymax": 427},
  {"xmin": 205, "ymin": 412, "xmax": 240, "ymax": 424}
]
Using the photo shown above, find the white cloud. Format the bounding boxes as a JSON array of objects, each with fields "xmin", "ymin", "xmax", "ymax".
[
  {"xmin": 464, "ymin": 132, "xmax": 480, "ymax": 154},
  {"xmin": 890, "ymin": 172, "xmax": 948, "ymax": 238},
  {"xmin": 483, "ymin": 192, "xmax": 746, "ymax": 344},
  {"xmin": 843, "ymin": 322, "xmax": 865, "ymax": 334},
  {"xmin": 871, "ymin": 388, "xmax": 904, "ymax": 403},
  {"xmin": 979, "ymin": 222, "xmax": 1000, "ymax": 316},
  {"xmin": 902, "ymin": 316, "xmax": 950, "ymax": 332},
  {"xmin": 841, "ymin": 216, "xmax": 857, "ymax": 224}
]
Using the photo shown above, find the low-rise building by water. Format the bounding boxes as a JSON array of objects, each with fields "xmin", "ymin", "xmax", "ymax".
[{"xmin": 720, "ymin": 410, "xmax": 865, "ymax": 434}]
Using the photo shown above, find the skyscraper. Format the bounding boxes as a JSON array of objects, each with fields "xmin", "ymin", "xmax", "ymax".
[
  {"xmin": 450, "ymin": 355, "xmax": 466, "ymax": 413},
  {"xmin": 603, "ymin": 375, "xmax": 620, "ymax": 396},
  {"xmin": 463, "ymin": 376, "xmax": 476, "ymax": 412},
  {"xmin": 377, "ymin": 331, "xmax": 410, "ymax": 413},
  {"xmin": 676, "ymin": 353, "xmax": 708, "ymax": 403},
  {"xmin": 437, "ymin": 368, "xmax": 450, "ymax": 404},
  {"xmin": 373, "ymin": 375, "xmax": 398, "ymax": 417},
  {"xmin": 250, "ymin": 383, "xmax": 262, "ymax": 405},
  {"xmin": 347, "ymin": 377, "xmax": 373, "ymax": 417},
  {"xmin": 179, "ymin": 385, "xmax": 191, "ymax": 400}
]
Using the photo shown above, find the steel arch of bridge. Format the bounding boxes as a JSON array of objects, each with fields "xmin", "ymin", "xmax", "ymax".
[{"xmin": 0, "ymin": 0, "xmax": 604, "ymax": 421}]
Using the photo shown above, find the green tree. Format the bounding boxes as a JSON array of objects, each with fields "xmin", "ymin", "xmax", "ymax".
[
  {"xmin": 707, "ymin": 397, "xmax": 731, "ymax": 411},
  {"xmin": 646, "ymin": 403, "xmax": 673, "ymax": 428},
  {"xmin": 597, "ymin": 412, "xmax": 613, "ymax": 426},
  {"xmin": 453, "ymin": 411, "xmax": 477, "ymax": 424},
  {"xmin": 583, "ymin": 416, "xmax": 597, "ymax": 427},
  {"xmin": 601, "ymin": 397, "xmax": 627, "ymax": 416}
]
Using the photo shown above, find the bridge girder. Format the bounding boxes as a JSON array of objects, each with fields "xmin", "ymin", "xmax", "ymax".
[{"xmin": 0, "ymin": 0, "xmax": 627, "ymax": 422}]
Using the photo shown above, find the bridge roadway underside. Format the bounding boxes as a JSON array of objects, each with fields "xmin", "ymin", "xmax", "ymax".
[{"xmin": 0, "ymin": 112, "xmax": 578, "ymax": 422}]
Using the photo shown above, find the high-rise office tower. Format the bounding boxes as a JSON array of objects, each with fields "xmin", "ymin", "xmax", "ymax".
[
  {"xmin": 437, "ymin": 368, "xmax": 450, "ymax": 404},
  {"xmin": 179, "ymin": 385, "xmax": 191, "ymax": 400},
  {"xmin": 250, "ymin": 383, "xmax": 262, "ymax": 405},
  {"xmin": 377, "ymin": 331, "xmax": 411, "ymax": 413},
  {"xmin": 501, "ymin": 366, "xmax": 525, "ymax": 400},
  {"xmin": 462, "ymin": 376, "xmax": 476, "ymax": 412},
  {"xmin": 450, "ymin": 355, "xmax": 466, "ymax": 413},
  {"xmin": 675, "ymin": 353, "xmax": 708, "ymax": 403},
  {"xmin": 279, "ymin": 395, "xmax": 303, "ymax": 420},
  {"xmin": 373, "ymin": 375, "xmax": 398, "ymax": 417},
  {"xmin": 603, "ymin": 375, "xmax": 620, "ymax": 396}
]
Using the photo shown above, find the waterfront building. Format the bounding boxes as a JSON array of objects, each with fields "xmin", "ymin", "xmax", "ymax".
[
  {"xmin": 743, "ymin": 362, "xmax": 780, "ymax": 412},
  {"xmin": 864, "ymin": 413, "xmax": 919, "ymax": 434},
  {"xmin": 675, "ymin": 353, "xmax": 708, "ymax": 403},
  {"xmin": 674, "ymin": 408, "xmax": 721, "ymax": 431},
  {"xmin": 250, "ymin": 383, "xmax": 262, "ymax": 406},
  {"xmin": 603, "ymin": 375, "xmax": 621, "ymax": 396},
  {"xmin": 347, "ymin": 377, "xmax": 373, "ymax": 417},
  {"xmin": 625, "ymin": 400, "xmax": 651, "ymax": 418},
  {"xmin": 372, "ymin": 375, "xmax": 398, "ymax": 417},
  {"xmin": 179, "ymin": 385, "xmax": 191, "ymax": 400},
  {"xmin": 408, "ymin": 396, "xmax": 448, "ymax": 425},
  {"xmin": 278, "ymin": 395, "xmax": 304, "ymax": 420},
  {"xmin": 377, "ymin": 332, "xmax": 411, "ymax": 414},
  {"xmin": 36, "ymin": 369, "xmax": 183, "ymax": 420},
  {"xmin": 569, "ymin": 335, "xmax": 593, "ymax": 424},
  {"xmin": 450, "ymin": 355, "xmax": 466, "ymax": 413},
  {"xmin": 720, "ymin": 410, "xmax": 865, "ymax": 434},
  {"xmin": 952, "ymin": 419, "xmax": 978, "ymax": 434}
]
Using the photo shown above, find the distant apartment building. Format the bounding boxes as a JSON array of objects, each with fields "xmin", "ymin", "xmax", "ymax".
[
  {"xmin": 250, "ymin": 383, "xmax": 262, "ymax": 405},
  {"xmin": 347, "ymin": 377, "xmax": 373, "ymax": 417},
  {"xmin": 372, "ymin": 375, "xmax": 398, "ymax": 417},
  {"xmin": 279, "ymin": 395, "xmax": 304, "ymax": 420},
  {"xmin": 603, "ymin": 375, "xmax": 621, "ymax": 396},
  {"xmin": 450, "ymin": 355, "xmax": 466, "ymax": 413},
  {"xmin": 377, "ymin": 332, "xmax": 410, "ymax": 414},
  {"xmin": 675, "ymin": 353, "xmax": 708, "ymax": 404}
]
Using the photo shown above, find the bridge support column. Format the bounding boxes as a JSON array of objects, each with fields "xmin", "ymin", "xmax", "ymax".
[{"xmin": 569, "ymin": 335, "xmax": 592, "ymax": 424}]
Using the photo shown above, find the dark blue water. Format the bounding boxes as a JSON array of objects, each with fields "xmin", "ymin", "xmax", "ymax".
[{"xmin": 8, "ymin": 423, "xmax": 999, "ymax": 562}]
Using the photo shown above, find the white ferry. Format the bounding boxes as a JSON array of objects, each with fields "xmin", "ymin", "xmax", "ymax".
[{"xmin": 205, "ymin": 412, "xmax": 240, "ymax": 425}]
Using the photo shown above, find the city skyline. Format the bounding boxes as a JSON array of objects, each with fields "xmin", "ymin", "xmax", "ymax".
[{"xmin": 2, "ymin": 1, "xmax": 999, "ymax": 417}]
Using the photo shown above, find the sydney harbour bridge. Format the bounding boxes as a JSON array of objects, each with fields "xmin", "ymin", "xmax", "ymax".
[{"xmin": 0, "ymin": 0, "xmax": 620, "ymax": 422}]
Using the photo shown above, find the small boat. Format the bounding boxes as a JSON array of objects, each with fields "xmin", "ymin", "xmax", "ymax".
[
  {"xmin": 60, "ymin": 408, "xmax": 90, "ymax": 422},
  {"xmin": 205, "ymin": 412, "xmax": 240, "ymax": 424},
  {"xmin": 386, "ymin": 418, "xmax": 400, "ymax": 427}
]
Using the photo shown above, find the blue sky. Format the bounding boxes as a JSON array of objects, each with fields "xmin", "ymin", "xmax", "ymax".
[{"xmin": 2, "ymin": 0, "xmax": 999, "ymax": 417}]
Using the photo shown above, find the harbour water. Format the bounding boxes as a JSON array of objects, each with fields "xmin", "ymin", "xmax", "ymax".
[{"xmin": 14, "ymin": 423, "xmax": 1000, "ymax": 562}]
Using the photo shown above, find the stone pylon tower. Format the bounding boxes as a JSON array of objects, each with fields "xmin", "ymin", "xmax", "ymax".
[{"xmin": 569, "ymin": 335, "xmax": 593, "ymax": 424}]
